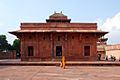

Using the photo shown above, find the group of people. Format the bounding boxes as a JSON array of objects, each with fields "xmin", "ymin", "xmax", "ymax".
[
  {"xmin": 105, "ymin": 55, "xmax": 116, "ymax": 61},
  {"xmin": 98, "ymin": 54, "xmax": 117, "ymax": 61}
]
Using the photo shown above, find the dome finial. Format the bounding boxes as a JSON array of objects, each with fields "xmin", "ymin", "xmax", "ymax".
[{"xmin": 60, "ymin": 11, "xmax": 62, "ymax": 13}]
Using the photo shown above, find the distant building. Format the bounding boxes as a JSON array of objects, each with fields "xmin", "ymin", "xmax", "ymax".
[
  {"xmin": 105, "ymin": 44, "xmax": 120, "ymax": 60},
  {"xmin": 9, "ymin": 12, "xmax": 108, "ymax": 61},
  {"xmin": 97, "ymin": 38, "xmax": 120, "ymax": 61},
  {"xmin": 97, "ymin": 38, "xmax": 108, "ymax": 60}
]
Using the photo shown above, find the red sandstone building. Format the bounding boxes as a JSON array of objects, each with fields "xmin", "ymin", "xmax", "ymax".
[{"xmin": 10, "ymin": 12, "xmax": 108, "ymax": 61}]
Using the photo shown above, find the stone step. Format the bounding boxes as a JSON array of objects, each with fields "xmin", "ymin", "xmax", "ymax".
[{"xmin": 0, "ymin": 61, "xmax": 120, "ymax": 66}]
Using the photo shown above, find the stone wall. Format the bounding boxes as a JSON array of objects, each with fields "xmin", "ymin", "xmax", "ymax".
[
  {"xmin": 0, "ymin": 50, "xmax": 16, "ymax": 59},
  {"xmin": 20, "ymin": 32, "xmax": 98, "ymax": 61}
]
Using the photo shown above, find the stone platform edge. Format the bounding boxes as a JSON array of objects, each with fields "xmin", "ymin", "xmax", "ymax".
[{"xmin": 0, "ymin": 61, "xmax": 120, "ymax": 66}]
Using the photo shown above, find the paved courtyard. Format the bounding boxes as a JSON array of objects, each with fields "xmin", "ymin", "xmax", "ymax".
[{"xmin": 0, "ymin": 66, "xmax": 120, "ymax": 80}]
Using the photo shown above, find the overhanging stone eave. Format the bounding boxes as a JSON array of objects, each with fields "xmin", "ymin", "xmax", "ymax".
[{"xmin": 8, "ymin": 30, "xmax": 108, "ymax": 34}]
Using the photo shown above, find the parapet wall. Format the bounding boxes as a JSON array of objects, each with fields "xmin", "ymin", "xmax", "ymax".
[{"xmin": 0, "ymin": 50, "xmax": 16, "ymax": 59}]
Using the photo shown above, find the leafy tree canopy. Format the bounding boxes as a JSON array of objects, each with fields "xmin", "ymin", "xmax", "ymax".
[
  {"xmin": 0, "ymin": 35, "xmax": 13, "ymax": 51},
  {"xmin": 12, "ymin": 39, "xmax": 20, "ymax": 54}
]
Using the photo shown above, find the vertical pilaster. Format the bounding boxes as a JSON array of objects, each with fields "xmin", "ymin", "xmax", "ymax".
[
  {"xmin": 79, "ymin": 33, "xmax": 82, "ymax": 40},
  {"xmin": 65, "ymin": 33, "xmax": 67, "ymax": 40},
  {"xmin": 50, "ymin": 33, "xmax": 54, "ymax": 59}
]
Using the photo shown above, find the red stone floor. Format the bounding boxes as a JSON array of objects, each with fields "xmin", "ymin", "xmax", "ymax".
[{"xmin": 0, "ymin": 66, "xmax": 120, "ymax": 80}]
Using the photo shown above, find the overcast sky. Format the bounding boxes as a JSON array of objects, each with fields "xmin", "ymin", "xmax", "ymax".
[{"xmin": 0, "ymin": 0, "xmax": 120, "ymax": 44}]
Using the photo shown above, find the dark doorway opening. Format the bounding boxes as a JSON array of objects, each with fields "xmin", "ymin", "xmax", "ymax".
[
  {"xmin": 84, "ymin": 46, "xmax": 90, "ymax": 56},
  {"xmin": 56, "ymin": 46, "xmax": 62, "ymax": 56},
  {"xmin": 28, "ymin": 46, "xmax": 34, "ymax": 56}
]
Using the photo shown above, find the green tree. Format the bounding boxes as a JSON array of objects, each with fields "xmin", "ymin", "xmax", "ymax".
[
  {"xmin": 12, "ymin": 39, "xmax": 20, "ymax": 57},
  {"xmin": 0, "ymin": 35, "xmax": 12, "ymax": 51}
]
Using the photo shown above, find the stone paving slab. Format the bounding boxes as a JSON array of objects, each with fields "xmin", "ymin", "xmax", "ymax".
[{"xmin": 0, "ymin": 66, "xmax": 120, "ymax": 80}]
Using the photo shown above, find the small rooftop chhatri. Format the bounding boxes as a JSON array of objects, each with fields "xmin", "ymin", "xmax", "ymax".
[
  {"xmin": 9, "ymin": 12, "xmax": 108, "ymax": 61},
  {"xmin": 46, "ymin": 11, "xmax": 71, "ymax": 22},
  {"xmin": 51, "ymin": 11, "xmax": 65, "ymax": 17}
]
